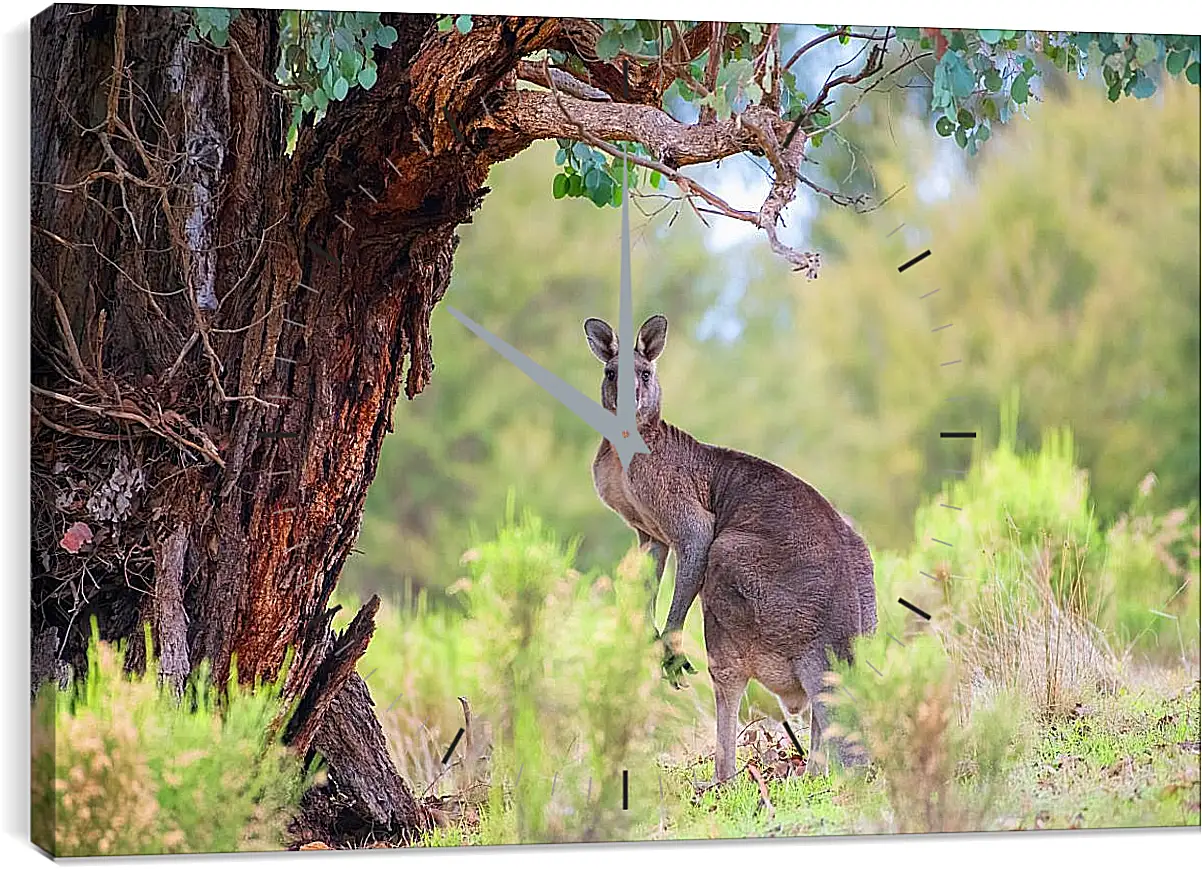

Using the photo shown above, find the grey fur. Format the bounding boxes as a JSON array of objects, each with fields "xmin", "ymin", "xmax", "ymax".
[{"xmin": 585, "ymin": 315, "xmax": 878, "ymax": 781}]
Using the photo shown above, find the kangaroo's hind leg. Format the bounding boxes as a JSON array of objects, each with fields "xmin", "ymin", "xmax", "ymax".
[
  {"xmin": 793, "ymin": 647, "xmax": 866, "ymax": 775},
  {"xmin": 702, "ymin": 594, "xmax": 749, "ymax": 783}
]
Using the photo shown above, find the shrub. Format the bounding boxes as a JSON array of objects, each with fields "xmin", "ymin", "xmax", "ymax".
[
  {"xmin": 1103, "ymin": 475, "xmax": 1200, "ymax": 658},
  {"xmin": 827, "ymin": 631, "xmax": 1027, "ymax": 833},
  {"xmin": 30, "ymin": 623, "xmax": 305, "ymax": 856}
]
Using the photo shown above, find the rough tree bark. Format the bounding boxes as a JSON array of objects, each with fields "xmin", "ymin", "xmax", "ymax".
[{"xmin": 30, "ymin": 5, "xmax": 819, "ymax": 849}]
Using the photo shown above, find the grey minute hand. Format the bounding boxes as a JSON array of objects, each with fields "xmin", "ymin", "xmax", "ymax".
[{"xmin": 446, "ymin": 306, "xmax": 651, "ymax": 468}]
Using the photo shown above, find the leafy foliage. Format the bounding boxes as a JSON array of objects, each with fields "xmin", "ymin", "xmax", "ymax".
[
  {"xmin": 896, "ymin": 29, "xmax": 1202, "ymax": 155},
  {"xmin": 551, "ymin": 139, "xmax": 666, "ymax": 207},
  {"xmin": 177, "ymin": 12, "xmax": 1200, "ymax": 212},
  {"xmin": 271, "ymin": 10, "xmax": 398, "ymax": 151},
  {"xmin": 31, "ymin": 621, "xmax": 305, "ymax": 856}
]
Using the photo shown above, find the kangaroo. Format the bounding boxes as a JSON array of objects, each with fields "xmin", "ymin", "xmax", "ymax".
[{"xmin": 584, "ymin": 314, "xmax": 877, "ymax": 781}]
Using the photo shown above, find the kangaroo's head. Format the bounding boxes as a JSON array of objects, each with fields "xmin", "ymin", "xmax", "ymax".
[{"xmin": 583, "ymin": 314, "xmax": 668, "ymax": 425}]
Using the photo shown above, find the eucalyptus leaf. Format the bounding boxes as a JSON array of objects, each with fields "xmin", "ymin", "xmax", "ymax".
[
  {"xmin": 377, "ymin": 25, "xmax": 398, "ymax": 47},
  {"xmin": 1011, "ymin": 73, "xmax": 1030, "ymax": 104}
]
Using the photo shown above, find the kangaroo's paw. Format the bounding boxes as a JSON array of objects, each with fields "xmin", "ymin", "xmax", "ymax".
[{"xmin": 660, "ymin": 649, "xmax": 697, "ymax": 689}]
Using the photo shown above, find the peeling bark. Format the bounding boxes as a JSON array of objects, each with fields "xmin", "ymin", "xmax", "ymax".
[{"xmin": 151, "ymin": 524, "xmax": 190, "ymax": 689}]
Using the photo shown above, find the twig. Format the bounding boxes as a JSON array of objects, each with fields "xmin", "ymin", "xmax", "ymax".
[
  {"xmin": 31, "ymin": 266, "xmax": 102, "ymax": 393},
  {"xmin": 784, "ymin": 27, "xmax": 890, "ymax": 70},
  {"xmin": 825, "ymin": 51, "xmax": 934, "ymax": 133},
  {"xmin": 227, "ymin": 35, "xmax": 301, "ymax": 94},
  {"xmin": 105, "ymin": 7, "xmax": 126, "ymax": 135},
  {"xmin": 747, "ymin": 761, "xmax": 775, "ymax": 820},
  {"xmin": 30, "ymin": 385, "xmax": 224, "ymax": 467}
]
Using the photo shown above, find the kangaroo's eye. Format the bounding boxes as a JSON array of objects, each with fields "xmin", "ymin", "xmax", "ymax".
[
  {"xmin": 605, "ymin": 370, "xmax": 616, "ymax": 381},
  {"xmin": 641, "ymin": 371, "xmax": 651, "ymax": 384}
]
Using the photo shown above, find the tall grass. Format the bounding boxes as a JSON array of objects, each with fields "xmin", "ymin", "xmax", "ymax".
[{"xmin": 31, "ymin": 622, "xmax": 305, "ymax": 856}]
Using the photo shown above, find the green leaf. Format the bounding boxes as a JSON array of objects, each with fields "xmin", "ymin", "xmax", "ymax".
[
  {"xmin": 954, "ymin": 126, "xmax": 968, "ymax": 148},
  {"xmin": 1187, "ymin": 61, "xmax": 1201, "ymax": 85},
  {"xmin": 455, "ymin": 14, "xmax": 473, "ymax": 34},
  {"xmin": 596, "ymin": 31, "xmax": 621, "ymax": 61},
  {"xmin": 1134, "ymin": 34, "xmax": 1159, "ymax": 67},
  {"xmin": 357, "ymin": 63, "xmax": 377, "ymax": 89},
  {"xmin": 979, "ymin": 29, "xmax": 1002, "ymax": 45},
  {"xmin": 332, "ymin": 76, "xmax": 349, "ymax": 101},
  {"xmin": 313, "ymin": 87, "xmax": 329, "ymax": 112},
  {"xmin": 935, "ymin": 115, "xmax": 956, "ymax": 137},
  {"xmin": 589, "ymin": 177, "xmax": 612, "ymax": 207},
  {"xmin": 936, "ymin": 51, "xmax": 976, "ymax": 101},
  {"xmin": 977, "ymin": 121, "xmax": 992, "ymax": 142},
  {"xmin": 957, "ymin": 107, "xmax": 974, "ymax": 128},
  {"xmin": 437, "ymin": 16, "xmax": 453, "ymax": 33},
  {"xmin": 210, "ymin": 27, "xmax": 229, "ymax": 48},
  {"xmin": 377, "ymin": 25, "xmax": 398, "ymax": 47},
  {"xmin": 300, "ymin": 91, "xmax": 314, "ymax": 112},
  {"xmin": 1166, "ymin": 48, "xmax": 1189, "ymax": 75},
  {"xmin": 567, "ymin": 173, "xmax": 584, "ymax": 197},
  {"xmin": 895, "ymin": 27, "xmax": 921, "ymax": 41},
  {"xmin": 1011, "ymin": 73, "xmax": 1030, "ymax": 104},
  {"xmin": 984, "ymin": 67, "xmax": 1003, "ymax": 91},
  {"xmin": 611, "ymin": 182, "xmax": 623, "ymax": 207},
  {"xmin": 1130, "ymin": 73, "xmax": 1156, "ymax": 99},
  {"xmin": 649, "ymin": 170, "xmax": 662, "ymax": 189},
  {"xmin": 552, "ymin": 173, "xmax": 568, "ymax": 199},
  {"xmin": 554, "ymin": 148, "xmax": 566, "ymax": 166}
]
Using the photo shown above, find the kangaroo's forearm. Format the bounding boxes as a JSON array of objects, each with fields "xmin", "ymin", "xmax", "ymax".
[{"xmin": 663, "ymin": 543, "xmax": 708, "ymax": 634}]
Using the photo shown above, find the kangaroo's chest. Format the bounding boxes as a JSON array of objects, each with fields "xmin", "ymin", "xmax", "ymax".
[{"xmin": 592, "ymin": 444, "xmax": 667, "ymax": 541}]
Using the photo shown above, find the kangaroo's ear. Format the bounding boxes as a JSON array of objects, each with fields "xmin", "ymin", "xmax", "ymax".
[
  {"xmin": 584, "ymin": 318, "xmax": 618, "ymax": 362},
  {"xmin": 636, "ymin": 315, "xmax": 668, "ymax": 361}
]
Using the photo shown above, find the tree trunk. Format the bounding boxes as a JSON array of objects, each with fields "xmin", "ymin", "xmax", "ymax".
[{"xmin": 30, "ymin": 4, "xmax": 555, "ymax": 848}]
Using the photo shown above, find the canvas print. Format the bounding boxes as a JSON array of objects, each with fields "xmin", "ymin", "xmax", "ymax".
[{"xmin": 29, "ymin": 4, "xmax": 1201, "ymax": 856}]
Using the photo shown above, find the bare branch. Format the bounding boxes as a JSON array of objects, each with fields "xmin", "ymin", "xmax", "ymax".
[
  {"xmin": 784, "ymin": 27, "xmax": 891, "ymax": 70},
  {"xmin": 825, "ymin": 51, "xmax": 934, "ymax": 133}
]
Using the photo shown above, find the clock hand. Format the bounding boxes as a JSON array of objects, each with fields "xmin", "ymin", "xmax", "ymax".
[
  {"xmin": 616, "ymin": 139, "xmax": 636, "ymax": 435},
  {"xmin": 446, "ymin": 306, "xmax": 650, "ymax": 465}
]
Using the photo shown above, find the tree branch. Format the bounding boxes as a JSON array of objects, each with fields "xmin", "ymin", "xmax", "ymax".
[
  {"xmin": 515, "ymin": 68, "xmax": 821, "ymax": 276},
  {"xmin": 486, "ymin": 88, "xmax": 769, "ymax": 169},
  {"xmin": 784, "ymin": 27, "xmax": 891, "ymax": 70}
]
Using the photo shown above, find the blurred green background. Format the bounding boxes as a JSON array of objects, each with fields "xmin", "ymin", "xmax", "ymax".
[{"xmin": 344, "ymin": 74, "xmax": 1199, "ymax": 601}]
